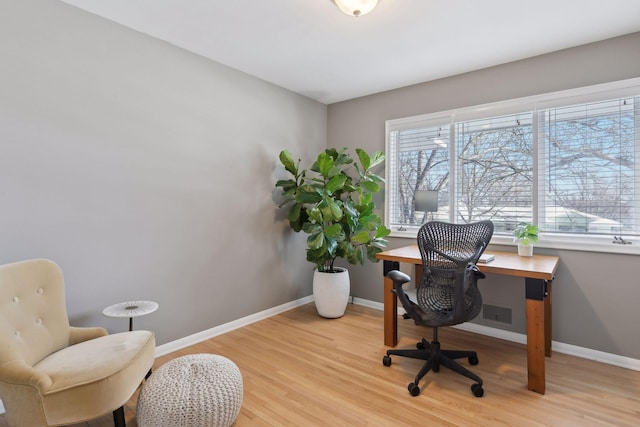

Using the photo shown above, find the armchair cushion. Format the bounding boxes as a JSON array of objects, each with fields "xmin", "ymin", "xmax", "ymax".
[{"xmin": 36, "ymin": 330, "xmax": 155, "ymax": 425}]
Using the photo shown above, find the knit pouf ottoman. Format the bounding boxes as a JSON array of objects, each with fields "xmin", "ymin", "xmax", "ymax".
[{"xmin": 137, "ymin": 353, "xmax": 243, "ymax": 427}]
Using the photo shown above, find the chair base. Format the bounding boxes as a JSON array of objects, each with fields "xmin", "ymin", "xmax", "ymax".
[{"xmin": 383, "ymin": 338, "xmax": 484, "ymax": 397}]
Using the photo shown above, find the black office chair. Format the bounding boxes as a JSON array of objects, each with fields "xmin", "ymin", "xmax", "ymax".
[{"xmin": 382, "ymin": 220, "xmax": 494, "ymax": 397}]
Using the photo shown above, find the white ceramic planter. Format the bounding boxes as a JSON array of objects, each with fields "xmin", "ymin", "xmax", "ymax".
[
  {"xmin": 517, "ymin": 243, "xmax": 534, "ymax": 256},
  {"xmin": 312, "ymin": 267, "xmax": 350, "ymax": 318}
]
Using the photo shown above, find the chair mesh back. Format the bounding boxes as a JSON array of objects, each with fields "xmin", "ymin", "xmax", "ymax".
[{"xmin": 416, "ymin": 221, "xmax": 494, "ymax": 326}]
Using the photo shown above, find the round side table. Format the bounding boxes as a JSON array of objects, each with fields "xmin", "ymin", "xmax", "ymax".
[{"xmin": 103, "ymin": 300, "xmax": 159, "ymax": 331}]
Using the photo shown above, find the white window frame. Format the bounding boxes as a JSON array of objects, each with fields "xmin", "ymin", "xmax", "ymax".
[{"xmin": 384, "ymin": 77, "xmax": 640, "ymax": 255}]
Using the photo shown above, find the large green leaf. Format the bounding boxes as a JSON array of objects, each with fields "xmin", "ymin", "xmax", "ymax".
[
  {"xmin": 371, "ymin": 238, "xmax": 389, "ymax": 249},
  {"xmin": 307, "ymin": 230, "xmax": 324, "ymax": 250},
  {"xmin": 366, "ymin": 172, "xmax": 385, "ymax": 184},
  {"xmin": 375, "ymin": 225, "xmax": 391, "ymax": 238},
  {"xmin": 307, "ymin": 207, "xmax": 323, "ymax": 223},
  {"xmin": 358, "ymin": 192, "xmax": 372, "ymax": 206},
  {"xmin": 355, "ymin": 245, "xmax": 366, "ymax": 265},
  {"xmin": 356, "ymin": 148, "xmax": 371, "ymax": 170},
  {"xmin": 360, "ymin": 180, "xmax": 380, "ymax": 193},
  {"xmin": 279, "ymin": 150, "xmax": 298, "ymax": 175},
  {"xmin": 342, "ymin": 199, "xmax": 358, "ymax": 217},
  {"xmin": 324, "ymin": 223, "xmax": 344, "ymax": 239},
  {"xmin": 367, "ymin": 246, "xmax": 383, "ymax": 262},
  {"xmin": 316, "ymin": 152, "xmax": 334, "ymax": 177},
  {"xmin": 275, "ymin": 178, "xmax": 295, "ymax": 190},
  {"xmin": 331, "ymin": 148, "xmax": 353, "ymax": 167},
  {"xmin": 302, "ymin": 222, "xmax": 321, "ymax": 234},
  {"xmin": 351, "ymin": 230, "xmax": 371, "ymax": 244},
  {"xmin": 360, "ymin": 212, "xmax": 382, "ymax": 225},
  {"xmin": 288, "ymin": 202, "xmax": 302, "ymax": 223},
  {"xmin": 326, "ymin": 174, "xmax": 347, "ymax": 194},
  {"xmin": 296, "ymin": 185, "xmax": 323, "ymax": 203},
  {"xmin": 325, "ymin": 236, "xmax": 338, "ymax": 258},
  {"xmin": 367, "ymin": 150, "xmax": 386, "ymax": 169},
  {"xmin": 328, "ymin": 198, "xmax": 343, "ymax": 220}
]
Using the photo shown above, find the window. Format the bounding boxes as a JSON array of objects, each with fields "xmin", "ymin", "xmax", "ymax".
[
  {"xmin": 455, "ymin": 112, "xmax": 533, "ymax": 233},
  {"xmin": 387, "ymin": 122, "xmax": 449, "ymax": 229},
  {"xmin": 385, "ymin": 79, "xmax": 640, "ymax": 253},
  {"xmin": 540, "ymin": 98, "xmax": 638, "ymax": 235}
]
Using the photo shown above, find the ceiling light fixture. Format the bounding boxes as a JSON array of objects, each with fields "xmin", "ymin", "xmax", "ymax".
[{"xmin": 333, "ymin": 0, "xmax": 379, "ymax": 17}]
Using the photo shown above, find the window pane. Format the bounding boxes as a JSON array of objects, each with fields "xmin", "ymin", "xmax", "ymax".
[
  {"xmin": 388, "ymin": 125, "xmax": 449, "ymax": 230},
  {"xmin": 540, "ymin": 97, "xmax": 638, "ymax": 235},
  {"xmin": 455, "ymin": 113, "xmax": 533, "ymax": 233}
]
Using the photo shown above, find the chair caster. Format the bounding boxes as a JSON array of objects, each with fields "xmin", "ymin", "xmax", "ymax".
[
  {"xmin": 469, "ymin": 356, "xmax": 479, "ymax": 365},
  {"xmin": 471, "ymin": 383, "xmax": 484, "ymax": 397},
  {"xmin": 382, "ymin": 355, "xmax": 392, "ymax": 366},
  {"xmin": 408, "ymin": 382, "xmax": 421, "ymax": 396}
]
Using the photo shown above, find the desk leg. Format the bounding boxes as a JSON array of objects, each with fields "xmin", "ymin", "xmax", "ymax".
[
  {"xmin": 525, "ymin": 278, "xmax": 548, "ymax": 394},
  {"xmin": 545, "ymin": 280, "xmax": 553, "ymax": 357},
  {"xmin": 383, "ymin": 260, "xmax": 399, "ymax": 347}
]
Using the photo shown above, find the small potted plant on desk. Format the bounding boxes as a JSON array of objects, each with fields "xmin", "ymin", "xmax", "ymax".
[
  {"xmin": 275, "ymin": 147, "xmax": 391, "ymax": 318},
  {"xmin": 513, "ymin": 222, "xmax": 539, "ymax": 256}
]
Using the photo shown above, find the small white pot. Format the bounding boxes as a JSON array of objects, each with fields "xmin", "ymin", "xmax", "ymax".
[
  {"xmin": 313, "ymin": 267, "xmax": 350, "ymax": 318},
  {"xmin": 517, "ymin": 243, "xmax": 534, "ymax": 256}
]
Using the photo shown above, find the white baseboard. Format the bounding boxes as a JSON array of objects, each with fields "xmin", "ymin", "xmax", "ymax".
[
  {"xmin": 352, "ymin": 297, "xmax": 384, "ymax": 311},
  {"xmin": 354, "ymin": 298, "xmax": 640, "ymax": 372},
  {"xmin": 454, "ymin": 322, "xmax": 640, "ymax": 371},
  {"xmin": 154, "ymin": 295, "xmax": 314, "ymax": 357},
  {"xmin": 156, "ymin": 295, "xmax": 639, "ymax": 371}
]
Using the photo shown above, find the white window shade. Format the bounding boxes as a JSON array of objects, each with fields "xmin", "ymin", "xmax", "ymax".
[
  {"xmin": 455, "ymin": 112, "xmax": 533, "ymax": 233},
  {"xmin": 539, "ymin": 97, "xmax": 640, "ymax": 236},
  {"xmin": 387, "ymin": 124, "xmax": 449, "ymax": 231}
]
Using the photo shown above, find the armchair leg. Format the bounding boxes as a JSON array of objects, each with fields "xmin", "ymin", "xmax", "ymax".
[{"xmin": 113, "ymin": 406, "xmax": 126, "ymax": 427}]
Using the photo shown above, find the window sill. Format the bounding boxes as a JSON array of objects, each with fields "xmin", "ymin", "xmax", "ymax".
[{"xmin": 389, "ymin": 230, "xmax": 640, "ymax": 256}]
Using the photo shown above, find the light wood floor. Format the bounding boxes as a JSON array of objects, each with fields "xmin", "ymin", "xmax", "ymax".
[{"xmin": 2, "ymin": 303, "xmax": 639, "ymax": 426}]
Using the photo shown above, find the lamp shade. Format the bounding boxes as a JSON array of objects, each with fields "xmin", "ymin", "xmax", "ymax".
[
  {"xmin": 415, "ymin": 190, "xmax": 438, "ymax": 212},
  {"xmin": 333, "ymin": 0, "xmax": 379, "ymax": 17}
]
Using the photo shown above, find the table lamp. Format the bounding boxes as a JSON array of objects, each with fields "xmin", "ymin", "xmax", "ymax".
[{"xmin": 415, "ymin": 190, "xmax": 438, "ymax": 223}]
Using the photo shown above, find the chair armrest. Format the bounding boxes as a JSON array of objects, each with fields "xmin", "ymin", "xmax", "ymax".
[
  {"xmin": 387, "ymin": 270, "xmax": 411, "ymax": 285},
  {"xmin": 68, "ymin": 326, "xmax": 108, "ymax": 346},
  {"xmin": 0, "ymin": 360, "xmax": 53, "ymax": 392},
  {"xmin": 387, "ymin": 270, "xmax": 425, "ymax": 321}
]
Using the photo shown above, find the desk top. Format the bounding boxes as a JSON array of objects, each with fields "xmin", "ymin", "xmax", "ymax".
[{"xmin": 376, "ymin": 245, "xmax": 559, "ymax": 281}]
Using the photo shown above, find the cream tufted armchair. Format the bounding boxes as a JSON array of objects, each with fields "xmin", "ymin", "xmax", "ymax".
[{"xmin": 0, "ymin": 259, "xmax": 156, "ymax": 427}]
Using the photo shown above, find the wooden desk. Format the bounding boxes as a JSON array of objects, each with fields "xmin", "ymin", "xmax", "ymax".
[{"xmin": 376, "ymin": 245, "xmax": 559, "ymax": 394}]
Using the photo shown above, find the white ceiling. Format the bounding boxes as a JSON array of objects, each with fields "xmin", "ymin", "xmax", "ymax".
[{"xmin": 60, "ymin": 0, "xmax": 640, "ymax": 104}]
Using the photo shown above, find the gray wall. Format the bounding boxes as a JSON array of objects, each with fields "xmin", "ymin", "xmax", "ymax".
[
  {"xmin": 0, "ymin": 0, "xmax": 325, "ymax": 345},
  {"xmin": 328, "ymin": 32, "xmax": 640, "ymax": 360}
]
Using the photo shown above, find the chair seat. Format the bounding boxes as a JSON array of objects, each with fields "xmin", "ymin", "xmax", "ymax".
[
  {"xmin": 36, "ymin": 331, "xmax": 153, "ymax": 392},
  {"xmin": 34, "ymin": 330, "xmax": 155, "ymax": 425}
]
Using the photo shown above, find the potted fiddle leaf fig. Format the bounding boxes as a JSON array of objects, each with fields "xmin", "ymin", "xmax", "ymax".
[
  {"xmin": 275, "ymin": 147, "xmax": 391, "ymax": 317},
  {"xmin": 513, "ymin": 222, "xmax": 539, "ymax": 256}
]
